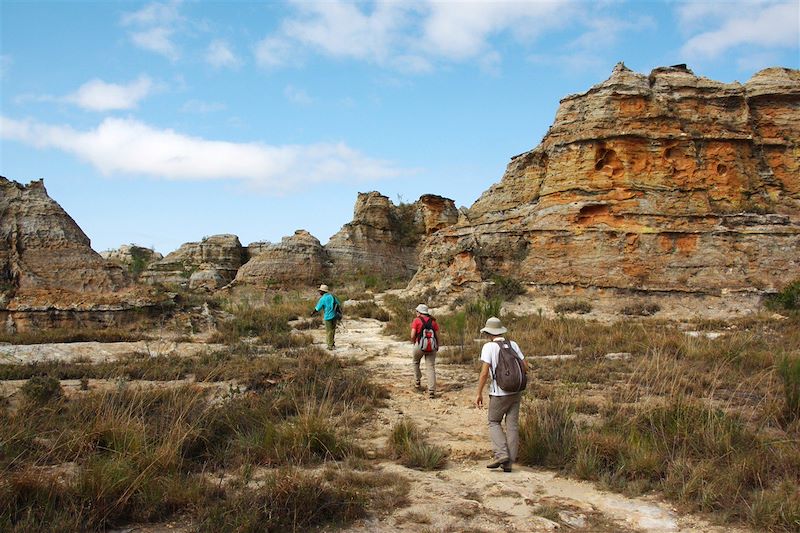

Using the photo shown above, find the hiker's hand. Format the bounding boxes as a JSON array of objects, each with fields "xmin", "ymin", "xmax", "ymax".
[
  {"xmin": 310, "ymin": 310, "xmax": 318, "ymax": 317},
  {"xmin": 475, "ymin": 395, "xmax": 483, "ymax": 409}
]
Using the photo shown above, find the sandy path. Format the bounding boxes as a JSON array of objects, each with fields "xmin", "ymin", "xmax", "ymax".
[{"xmin": 310, "ymin": 317, "xmax": 746, "ymax": 533}]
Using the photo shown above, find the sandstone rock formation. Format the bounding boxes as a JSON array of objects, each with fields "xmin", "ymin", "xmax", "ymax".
[
  {"xmin": 409, "ymin": 64, "xmax": 800, "ymax": 299},
  {"xmin": 326, "ymin": 191, "xmax": 458, "ymax": 279},
  {"xmin": 235, "ymin": 230, "xmax": 327, "ymax": 286},
  {"xmin": 0, "ymin": 177, "xmax": 163, "ymax": 332},
  {"xmin": 1, "ymin": 177, "xmax": 128, "ymax": 295},
  {"xmin": 101, "ymin": 245, "xmax": 163, "ymax": 277},
  {"xmin": 141, "ymin": 234, "xmax": 245, "ymax": 289}
]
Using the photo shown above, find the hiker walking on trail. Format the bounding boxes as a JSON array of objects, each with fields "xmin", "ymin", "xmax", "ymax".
[
  {"xmin": 475, "ymin": 316, "xmax": 528, "ymax": 473},
  {"xmin": 311, "ymin": 284, "xmax": 342, "ymax": 350},
  {"xmin": 410, "ymin": 304, "xmax": 439, "ymax": 398}
]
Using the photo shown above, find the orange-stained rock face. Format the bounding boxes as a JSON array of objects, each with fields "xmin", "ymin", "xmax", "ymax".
[{"xmin": 410, "ymin": 64, "xmax": 800, "ymax": 297}]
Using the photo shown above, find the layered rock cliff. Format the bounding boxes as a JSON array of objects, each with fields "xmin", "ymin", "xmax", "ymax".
[
  {"xmin": 409, "ymin": 65, "xmax": 800, "ymax": 298},
  {"xmin": 141, "ymin": 234, "xmax": 246, "ymax": 289},
  {"xmin": 325, "ymin": 192, "xmax": 458, "ymax": 279}
]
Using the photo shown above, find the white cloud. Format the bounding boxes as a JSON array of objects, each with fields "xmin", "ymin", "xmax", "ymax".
[
  {"xmin": 1, "ymin": 116, "xmax": 403, "ymax": 191},
  {"xmin": 680, "ymin": 1, "xmax": 799, "ymax": 58},
  {"xmin": 254, "ymin": 0, "xmax": 582, "ymax": 71},
  {"xmin": 65, "ymin": 76, "xmax": 155, "ymax": 111},
  {"xmin": 206, "ymin": 39, "xmax": 242, "ymax": 68},
  {"xmin": 284, "ymin": 85, "xmax": 313, "ymax": 105},
  {"xmin": 123, "ymin": 1, "xmax": 184, "ymax": 60}
]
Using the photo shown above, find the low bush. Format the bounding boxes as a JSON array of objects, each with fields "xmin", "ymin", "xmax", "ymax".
[
  {"xmin": 620, "ymin": 301, "xmax": 660, "ymax": 316},
  {"xmin": 349, "ymin": 301, "xmax": 391, "ymax": 321},
  {"xmin": 484, "ymin": 276, "xmax": 526, "ymax": 302},
  {"xmin": 554, "ymin": 300, "xmax": 592, "ymax": 315},
  {"xmin": 766, "ymin": 279, "xmax": 800, "ymax": 311},
  {"xmin": 518, "ymin": 399, "xmax": 577, "ymax": 468},
  {"xmin": 20, "ymin": 376, "xmax": 63, "ymax": 405}
]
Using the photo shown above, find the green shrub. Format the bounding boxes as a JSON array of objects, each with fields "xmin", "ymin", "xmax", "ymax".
[
  {"xmin": 767, "ymin": 279, "xmax": 800, "ymax": 311},
  {"xmin": 20, "ymin": 376, "xmax": 63, "ymax": 405},
  {"xmin": 484, "ymin": 276, "xmax": 526, "ymax": 302}
]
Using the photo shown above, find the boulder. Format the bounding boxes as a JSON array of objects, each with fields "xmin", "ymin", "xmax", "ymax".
[{"xmin": 235, "ymin": 230, "xmax": 326, "ymax": 287}]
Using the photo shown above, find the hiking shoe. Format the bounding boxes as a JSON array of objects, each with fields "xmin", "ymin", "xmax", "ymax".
[
  {"xmin": 428, "ymin": 391, "xmax": 435, "ymax": 399},
  {"xmin": 414, "ymin": 381, "xmax": 422, "ymax": 390},
  {"xmin": 486, "ymin": 457, "xmax": 510, "ymax": 469},
  {"xmin": 501, "ymin": 461, "xmax": 513, "ymax": 473}
]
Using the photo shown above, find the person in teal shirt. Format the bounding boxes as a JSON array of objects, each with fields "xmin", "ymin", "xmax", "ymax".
[{"xmin": 312, "ymin": 284, "xmax": 340, "ymax": 350}]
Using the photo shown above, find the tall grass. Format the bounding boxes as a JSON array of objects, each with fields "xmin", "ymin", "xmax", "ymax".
[
  {"xmin": 0, "ymin": 347, "xmax": 395, "ymax": 531},
  {"xmin": 387, "ymin": 419, "xmax": 447, "ymax": 470}
]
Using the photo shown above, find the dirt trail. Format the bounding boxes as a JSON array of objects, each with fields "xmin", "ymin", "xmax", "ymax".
[{"xmin": 311, "ymin": 316, "xmax": 745, "ymax": 533}]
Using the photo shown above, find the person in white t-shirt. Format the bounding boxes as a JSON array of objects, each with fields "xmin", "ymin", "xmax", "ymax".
[{"xmin": 474, "ymin": 316, "xmax": 527, "ymax": 473}]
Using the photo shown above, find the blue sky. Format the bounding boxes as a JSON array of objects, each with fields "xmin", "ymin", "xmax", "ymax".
[{"xmin": 1, "ymin": 1, "xmax": 798, "ymax": 254}]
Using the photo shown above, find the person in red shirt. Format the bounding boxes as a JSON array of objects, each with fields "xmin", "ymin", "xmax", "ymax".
[{"xmin": 410, "ymin": 304, "xmax": 440, "ymax": 398}]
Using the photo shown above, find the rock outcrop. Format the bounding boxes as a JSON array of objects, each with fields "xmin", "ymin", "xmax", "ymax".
[
  {"xmin": 1, "ymin": 177, "xmax": 128, "ymax": 295},
  {"xmin": 101, "ymin": 245, "xmax": 163, "ymax": 277},
  {"xmin": 235, "ymin": 230, "xmax": 327, "ymax": 286},
  {"xmin": 0, "ymin": 177, "xmax": 163, "ymax": 332},
  {"xmin": 326, "ymin": 192, "xmax": 458, "ymax": 279},
  {"xmin": 409, "ymin": 65, "xmax": 800, "ymax": 298},
  {"xmin": 141, "ymin": 234, "xmax": 246, "ymax": 289}
]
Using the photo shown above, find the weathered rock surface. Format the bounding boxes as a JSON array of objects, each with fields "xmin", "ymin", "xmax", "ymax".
[
  {"xmin": 100, "ymin": 245, "xmax": 163, "ymax": 277},
  {"xmin": 409, "ymin": 65, "xmax": 800, "ymax": 298},
  {"xmin": 1, "ymin": 177, "xmax": 128, "ymax": 295},
  {"xmin": 235, "ymin": 230, "xmax": 327, "ymax": 286},
  {"xmin": 326, "ymin": 192, "xmax": 458, "ymax": 279},
  {"xmin": 141, "ymin": 234, "xmax": 245, "ymax": 288}
]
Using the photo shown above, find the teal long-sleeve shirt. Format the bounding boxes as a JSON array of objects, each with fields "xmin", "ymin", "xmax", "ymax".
[{"xmin": 315, "ymin": 293, "xmax": 338, "ymax": 321}]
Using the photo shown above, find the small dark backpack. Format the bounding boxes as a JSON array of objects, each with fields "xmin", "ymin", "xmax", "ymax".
[
  {"xmin": 332, "ymin": 296, "xmax": 343, "ymax": 322},
  {"xmin": 417, "ymin": 317, "xmax": 438, "ymax": 353},
  {"xmin": 492, "ymin": 340, "xmax": 527, "ymax": 393}
]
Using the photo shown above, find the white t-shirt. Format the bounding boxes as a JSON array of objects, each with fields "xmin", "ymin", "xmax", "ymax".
[{"xmin": 480, "ymin": 337, "xmax": 525, "ymax": 396}]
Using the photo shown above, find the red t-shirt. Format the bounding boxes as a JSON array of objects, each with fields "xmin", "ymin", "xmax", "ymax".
[{"xmin": 411, "ymin": 316, "xmax": 439, "ymax": 339}]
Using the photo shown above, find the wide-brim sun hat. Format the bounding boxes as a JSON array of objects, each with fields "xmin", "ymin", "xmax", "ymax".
[
  {"xmin": 318, "ymin": 284, "xmax": 329, "ymax": 292},
  {"xmin": 480, "ymin": 316, "xmax": 507, "ymax": 335},
  {"xmin": 415, "ymin": 304, "xmax": 430, "ymax": 315}
]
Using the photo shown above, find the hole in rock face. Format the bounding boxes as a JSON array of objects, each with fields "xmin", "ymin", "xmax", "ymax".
[
  {"xmin": 594, "ymin": 148, "xmax": 623, "ymax": 176},
  {"xmin": 716, "ymin": 163, "xmax": 728, "ymax": 175},
  {"xmin": 664, "ymin": 147, "xmax": 681, "ymax": 159},
  {"xmin": 577, "ymin": 204, "xmax": 611, "ymax": 223}
]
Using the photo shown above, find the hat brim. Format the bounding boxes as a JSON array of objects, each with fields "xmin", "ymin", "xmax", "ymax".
[{"xmin": 480, "ymin": 326, "xmax": 507, "ymax": 335}]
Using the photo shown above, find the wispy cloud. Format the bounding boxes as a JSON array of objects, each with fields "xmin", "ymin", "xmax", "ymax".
[
  {"xmin": 284, "ymin": 85, "xmax": 313, "ymax": 105},
  {"xmin": 679, "ymin": 1, "xmax": 799, "ymax": 59},
  {"xmin": 66, "ymin": 76, "xmax": 155, "ymax": 111},
  {"xmin": 254, "ymin": 0, "xmax": 590, "ymax": 72},
  {"xmin": 1, "ymin": 115, "xmax": 404, "ymax": 191},
  {"xmin": 122, "ymin": 1, "xmax": 183, "ymax": 60},
  {"xmin": 15, "ymin": 76, "xmax": 157, "ymax": 112},
  {"xmin": 206, "ymin": 39, "xmax": 242, "ymax": 68}
]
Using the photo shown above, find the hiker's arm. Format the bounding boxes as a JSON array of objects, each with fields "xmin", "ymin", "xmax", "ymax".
[
  {"xmin": 409, "ymin": 327, "xmax": 417, "ymax": 343},
  {"xmin": 475, "ymin": 363, "xmax": 490, "ymax": 408}
]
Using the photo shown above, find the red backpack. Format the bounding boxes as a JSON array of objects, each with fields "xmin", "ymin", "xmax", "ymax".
[{"xmin": 416, "ymin": 317, "xmax": 438, "ymax": 353}]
